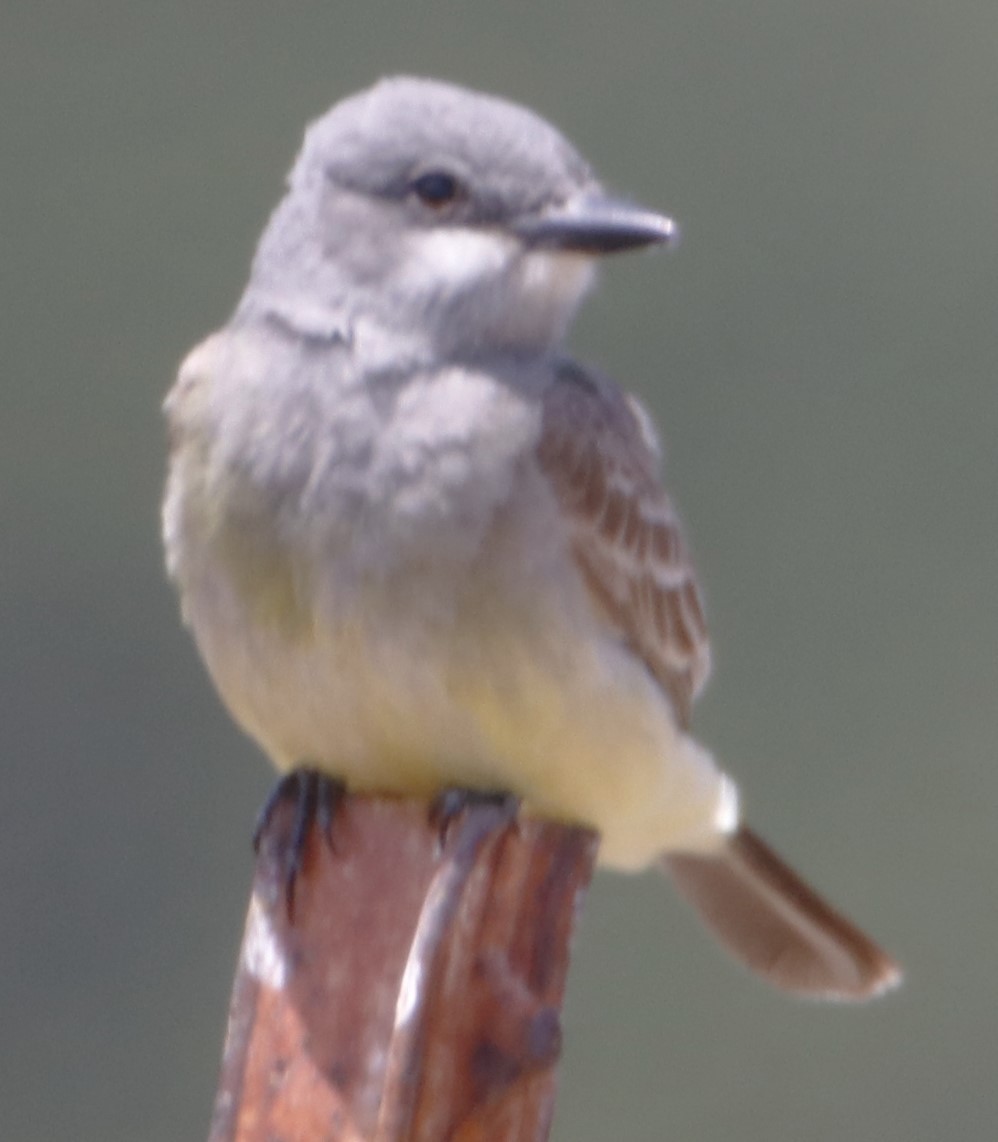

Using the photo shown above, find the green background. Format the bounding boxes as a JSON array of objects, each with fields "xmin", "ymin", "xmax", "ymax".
[{"xmin": 4, "ymin": 3, "xmax": 996, "ymax": 1139}]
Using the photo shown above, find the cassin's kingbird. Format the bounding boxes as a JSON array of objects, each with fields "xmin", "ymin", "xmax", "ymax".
[{"xmin": 163, "ymin": 76, "xmax": 900, "ymax": 998}]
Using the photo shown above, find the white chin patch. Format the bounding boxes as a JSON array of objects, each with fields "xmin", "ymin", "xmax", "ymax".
[
  {"xmin": 520, "ymin": 247, "xmax": 595, "ymax": 311},
  {"xmin": 511, "ymin": 249, "xmax": 596, "ymax": 346},
  {"xmin": 403, "ymin": 229, "xmax": 596, "ymax": 345}
]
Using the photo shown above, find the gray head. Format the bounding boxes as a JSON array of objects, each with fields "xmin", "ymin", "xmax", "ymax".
[{"xmin": 240, "ymin": 77, "xmax": 675, "ymax": 358}]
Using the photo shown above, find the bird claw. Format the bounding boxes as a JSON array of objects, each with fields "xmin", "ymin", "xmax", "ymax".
[
  {"xmin": 254, "ymin": 769, "xmax": 346, "ymax": 921},
  {"xmin": 429, "ymin": 787, "xmax": 520, "ymax": 852}
]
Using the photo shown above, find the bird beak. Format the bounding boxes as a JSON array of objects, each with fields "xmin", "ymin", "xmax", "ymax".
[{"xmin": 515, "ymin": 193, "xmax": 678, "ymax": 255}]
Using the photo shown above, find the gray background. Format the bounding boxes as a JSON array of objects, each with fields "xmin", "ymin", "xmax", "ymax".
[{"xmin": 3, "ymin": 3, "xmax": 996, "ymax": 1139}]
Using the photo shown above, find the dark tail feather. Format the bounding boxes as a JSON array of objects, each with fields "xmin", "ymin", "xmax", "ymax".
[{"xmin": 663, "ymin": 825, "xmax": 901, "ymax": 1000}]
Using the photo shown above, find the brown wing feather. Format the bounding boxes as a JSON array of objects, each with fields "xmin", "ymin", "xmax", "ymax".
[
  {"xmin": 537, "ymin": 365, "xmax": 710, "ymax": 729},
  {"xmin": 537, "ymin": 367, "xmax": 903, "ymax": 1000}
]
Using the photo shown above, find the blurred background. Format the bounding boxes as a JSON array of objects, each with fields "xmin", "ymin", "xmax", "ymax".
[{"xmin": 3, "ymin": 2, "xmax": 996, "ymax": 1139}]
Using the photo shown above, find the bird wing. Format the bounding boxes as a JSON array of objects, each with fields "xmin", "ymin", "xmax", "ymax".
[{"xmin": 536, "ymin": 362, "xmax": 710, "ymax": 730}]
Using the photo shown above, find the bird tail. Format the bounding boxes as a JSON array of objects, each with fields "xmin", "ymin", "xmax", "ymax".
[{"xmin": 662, "ymin": 825, "xmax": 901, "ymax": 1000}]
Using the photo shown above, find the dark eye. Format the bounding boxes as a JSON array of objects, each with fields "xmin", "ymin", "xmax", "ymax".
[{"xmin": 411, "ymin": 170, "xmax": 462, "ymax": 208}]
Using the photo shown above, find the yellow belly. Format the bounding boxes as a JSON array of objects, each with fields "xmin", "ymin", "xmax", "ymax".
[{"xmin": 193, "ymin": 559, "xmax": 735, "ymax": 871}]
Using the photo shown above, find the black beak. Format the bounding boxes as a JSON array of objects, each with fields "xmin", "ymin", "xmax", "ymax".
[{"xmin": 516, "ymin": 193, "xmax": 677, "ymax": 254}]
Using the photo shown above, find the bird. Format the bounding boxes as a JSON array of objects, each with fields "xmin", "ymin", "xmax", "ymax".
[{"xmin": 163, "ymin": 75, "xmax": 901, "ymax": 999}]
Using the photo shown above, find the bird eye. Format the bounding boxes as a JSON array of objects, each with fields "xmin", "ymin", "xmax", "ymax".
[{"xmin": 411, "ymin": 170, "xmax": 462, "ymax": 208}]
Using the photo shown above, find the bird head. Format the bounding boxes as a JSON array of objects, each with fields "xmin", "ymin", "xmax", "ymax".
[{"xmin": 242, "ymin": 76, "xmax": 676, "ymax": 359}]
